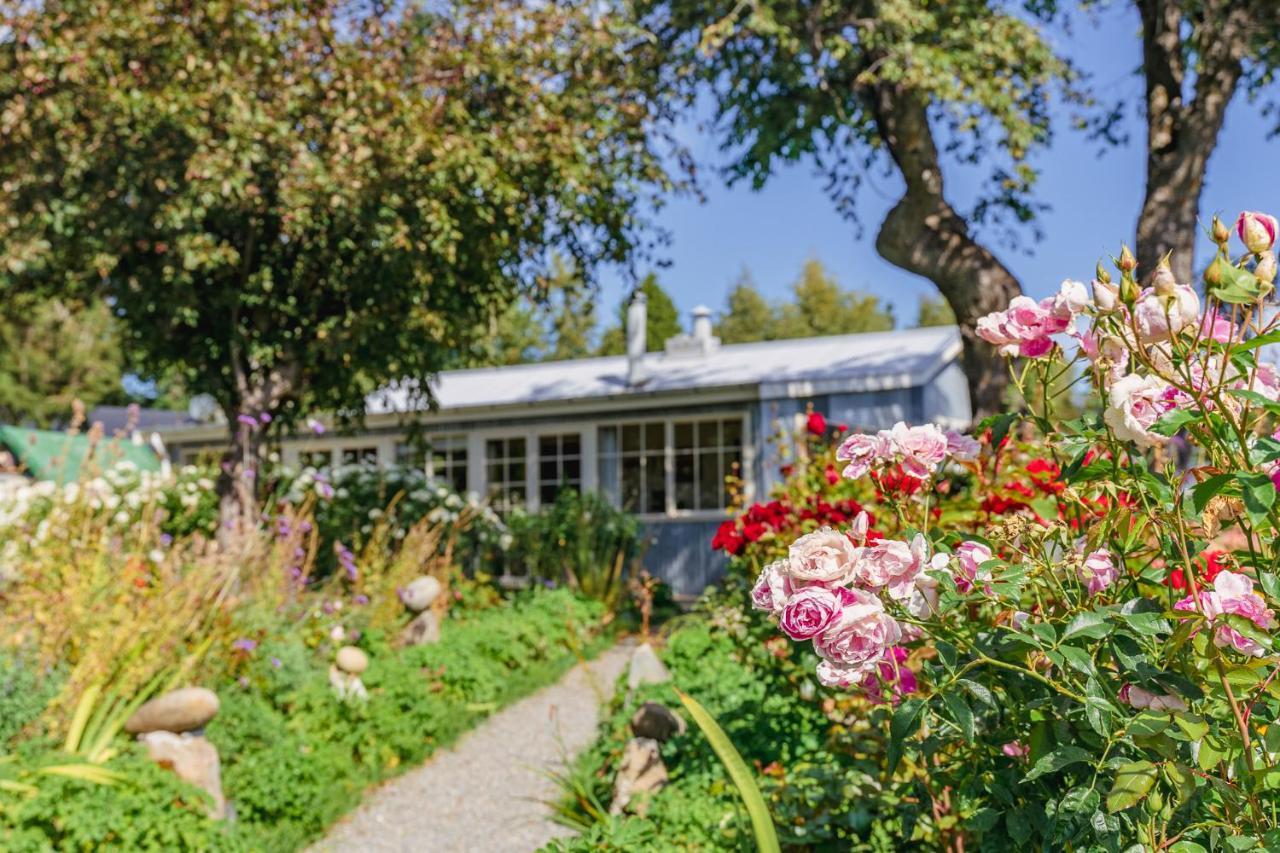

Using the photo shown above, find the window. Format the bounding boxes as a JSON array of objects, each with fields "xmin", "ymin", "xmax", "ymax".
[
  {"xmin": 538, "ymin": 433, "xmax": 581, "ymax": 505},
  {"xmin": 340, "ymin": 445, "xmax": 379, "ymax": 465},
  {"xmin": 673, "ymin": 418, "xmax": 743, "ymax": 511},
  {"xmin": 428, "ymin": 435, "xmax": 468, "ymax": 494},
  {"xmin": 298, "ymin": 449, "xmax": 333, "ymax": 468},
  {"xmin": 396, "ymin": 436, "xmax": 468, "ymax": 493},
  {"xmin": 598, "ymin": 423, "xmax": 666, "ymax": 514},
  {"xmin": 485, "ymin": 436, "xmax": 526, "ymax": 514}
]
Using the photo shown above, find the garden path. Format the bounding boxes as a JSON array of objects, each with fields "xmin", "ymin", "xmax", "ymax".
[{"xmin": 311, "ymin": 639, "xmax": 634, "ymax": 853}]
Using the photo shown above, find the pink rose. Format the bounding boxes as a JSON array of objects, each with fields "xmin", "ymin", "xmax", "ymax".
[
  {"xmin": 1078, "ymin": 549, "xmax": 1119, "ymax": 595},
  {"xmin": 975, "ymin": 288, "xmax": 1078, "ymax": 358},
  {"xmin": 836, "ymin": 431, "xmax": 889, "ymax": 480},
  {"xmin": 953, "ymin": 540, "xmax": 993, "ymax": 593},
  {"xmin": 850, "ymin": 537, "xmax": 922, "ymax": 601},
  {"xmin": 889, "ymin": 422, "xmax": 948, "ymax": 479},
  {"xmin": 906, "ymin": 552, "xmax": 951, "ymax": 619},
  {"xmin": 1175, "ymin": 571, "xmax": 1276, "ymax": 656},
  {"xmin": 849, "ymin": 510, "xmax": 869, "ymax": 541},
  {"xmin": 1118, "ymin": 683, "xmax": 1187, "ymax": 712},
  {"xmin": 813, "ymin": 588, "xmax": 901, "ymax": 677},
  {"xmin": 779, "ymin": 586, "xmax": 849, "ymax": 640},
  {"xmin": 1200, "ymin": 309, "xmax": 1235, "ymax": 343},
  {"xmin": 1049, "ymin": 279, "xmax": 1089, "ymax": 318},
  {"xmin": 1104, "ymin": 373, "xmax": 1176, "ymax": 448},
  {"xmin": 944, "ymin": 430, "xmax": 981, "ymax": 462},
  {"xmin": 784, "ymin": 527, "xmax": 859, "ymax": 584},
  {"xmin": 1134, "ymin": 285, "xmax": 1200, "ymax": 343},
  {"xmin": 1002, "ymin": 741, "xmax": 1029, "ymax": 759},
  {"xmin": 1237, "ymin": 211, "xmax": 1278, "ymax": 254},
  {"xmin": 750, "ymin": 561, "xmax": 792, "ymax": 614}
]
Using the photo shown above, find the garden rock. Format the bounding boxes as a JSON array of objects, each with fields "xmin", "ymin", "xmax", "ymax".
[
  {"xmin": 329, "ymin": 666, "xmax": 368, "ymax": 702},
  {"xmin": 124, "ymin": 687, "xmax": 219, "ymax": 735},
  {"xmin": 630, "ymin": 701, "xmax": 685, "ymax": 742},
  {"xmin": 400, "ymin": 575, "xmax": 442, "ymax": 611},
  {"xmin": 335, "ymin": 645, "xmax": 368, "ymax": 674},
  {"xmin": 399, "ymin": 610, "xmax": 441, "ymax": 646},
  {"xmin": 138, "ymin": 731, "xmax": 226, "ymax": 819},
  {"xmin": 626, "ymin": 643, "xmax": 671, "ymax": 691},
  {"xmin": 609, "ymin": 736, "xmax": 667, "ymax": 816}
]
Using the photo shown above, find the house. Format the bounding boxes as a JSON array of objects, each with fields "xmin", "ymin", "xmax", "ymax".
[{"xmin": 157, "ymin": 295, "xmax": 971, "ymax": 596}]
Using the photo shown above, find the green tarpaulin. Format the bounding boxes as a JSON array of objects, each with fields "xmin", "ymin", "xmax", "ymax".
[{"xmin": 0, "ymin": 425, "xmax": 162, "ymax": 484}]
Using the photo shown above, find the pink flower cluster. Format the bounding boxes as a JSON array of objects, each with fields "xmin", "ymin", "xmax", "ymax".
[
  {"xmin": 1175, "ymin": 571, "xmax": 1278, "ymax": 657},
  {"xmin": 1077, "ymin": 549, "xmax": 1118, "ymax": 595},
  {"xmin": 1118, "ymin": 683, "xmax": 1186, "ymax": 712},
  {"xmin": 752, "ymin": 522, "xmax": 956, "ymax": 690},
  {"xmin": 975, "ymin": 279, "xmax": 1087, "ymax": 358},
  {"xmin": 836, "ymin": 422, "xmax": 977, "ymax": 481}
]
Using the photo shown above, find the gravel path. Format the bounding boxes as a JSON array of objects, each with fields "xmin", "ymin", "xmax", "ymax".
[{"xmin": 311, "ymin": 640, "xmax": 634, "ymax": 853}]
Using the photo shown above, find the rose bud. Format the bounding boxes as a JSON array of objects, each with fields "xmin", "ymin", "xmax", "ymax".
[
  {"xmin": 1257, "ymin": 251, "xmax": 1277, "ymax": 286},
  {"xmin": 1095, "ymin": 261, "xmax": 1112, "ymax": 286},
  {"xmin": 1204, "ymin": 254, "xmax": 1227, "ymax": 289},
  {"xmin": 1119, "ymin": 275, "xmax": 1139, "ymax": 307},
  {"xmin": 1150, "ymin": 256, "xmax": 1177, "ymax": 297},
  {"xmin": 1093, "ymin": 278, "xmax": 1118, "ymax": 312},
  {"xmin": 1117, "ymin": 244, "xmax": 1138, "ymax": 273},
  {"xmin": 1212, "ymin": 214, "xmax": 1232, "ymax": 245},
  {"xmin": 850, "ymin": 510, "xmax": 869, "ymax": 541},
  {"xmin": 1236, "ymin": 211, "xmax": 1278, "ymax": 254}
]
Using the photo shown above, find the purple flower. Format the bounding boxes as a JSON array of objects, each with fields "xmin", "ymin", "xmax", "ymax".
[
  {"xmin": 232, "ymin": 638, "xmax": 258, "ymax": 652},
  {"xmin": 159, "ymin": 533, "xmax": 173, "ymax": 547},
  {"xmin": 259, "ymin": 412, "xmax": 272, "ymax": 425},
  {"xmin": 307, "ymin": 418, "xmax": 326, "ymax": 435},
  {"xmin": 270, "ymin": 657, "xmax": 282, "ymax": 668},
  {"xmin": 236, "ymin": 414, "xmax": 258, "ymax": 428},
  {"xmin": 353, "ymin": 594, "xmax": 369, "ymax": 606}
]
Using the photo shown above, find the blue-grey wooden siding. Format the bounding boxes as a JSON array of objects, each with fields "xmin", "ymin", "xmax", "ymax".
[{"xmin": 640, "ymin": 518, "xmax": 728, "ymax": 599}]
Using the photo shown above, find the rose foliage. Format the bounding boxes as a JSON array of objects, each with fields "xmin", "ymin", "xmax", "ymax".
[{"xmin": 747, "ymin": 214, "xmax": 1280, "ymax": 848}]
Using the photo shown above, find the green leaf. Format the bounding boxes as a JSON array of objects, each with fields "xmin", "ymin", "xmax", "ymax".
[
  {"xmin": 1062, "ymin": 611, "xmax": 1113, "ymax": 643},
  {"xmin": 886, "ymin": 697, "xmax": 927, "ymax": 774},
  {"xmin": 1223, "ymin": 615, "xmax": 1274, "ymax": 652},
  {"xmin": 1227, "ymin": 388, "xmax": 1280, "ymax": 416},
  {"xmin": 1210, "ymin": 262, "xmax": 1267, "ymax": 304},
  {"xmin": 941, "ymin": 692, "xmax": 975, "ymax": 741},
  {"xmin": 1235, "ymin": 329, "xmax": 1280, "ymax": 354},
  {"xmin": 1126, "ymin": 711, "xmax": 1170, "ymax": 738},
  {"xmin": 1106, "ymin": 760, "xmax": 1158, "ymax": 812},
  {"xmin": 958, "ymin": 679, "xmax": 996, "ymax": 708},
  {"xmin": 1237, "ymin": 472, "xmax": 1276, "ymax": 526},
  {"xmin": 1172, "ymin": 712, "xmax": 1209, "ymax": 741},
  {"xmin": 1151, "ymin": 408, "xmax": 1198, "ymax": 437},
  {"xmin": 1057, "ymin": 645, "xmax": 1096, "ymax": 677},
  {"xmin": 1025, "ymin": 745, "xmax": 1091, "ymax": 781},
  {"xmin": 1191, "ymin": 473, "xmax": 1237, "ymax": 514},
  {"xmin": 675, "ymin": 689, "xmax": 780, "ymax": 853}
]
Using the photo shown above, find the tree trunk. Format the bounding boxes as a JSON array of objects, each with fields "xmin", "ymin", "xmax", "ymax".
[
  {"xmin": 1134, "ymin": 0, "xmax": 1248, "ymax": 282},
  {"xmin": 868, "ymin": 83, "xmax": 1023, "ymax": 421},
  {"xmin": 215, "ymin": 361, "xmax": 299, "ymax": 540}
]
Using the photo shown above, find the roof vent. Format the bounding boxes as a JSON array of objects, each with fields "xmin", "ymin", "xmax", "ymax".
[
  {"xmin": 664, "ymin": 305, "xmax": 720, "ymax": 357},
  {"xmin": 626, "ymin": 289, "xmax": 648, "ymax": 386}
]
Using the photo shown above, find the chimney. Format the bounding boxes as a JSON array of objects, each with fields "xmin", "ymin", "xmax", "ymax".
[
  {"xmin": 691, "ymin": 305, "xmax": 713, "ymax": 343},
  {"xmin": 626, "ymin": 289, "xmax": 647, "ymax": 386}
]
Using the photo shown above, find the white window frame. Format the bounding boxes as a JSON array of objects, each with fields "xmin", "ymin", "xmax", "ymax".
[{"xmin": 595, "ymin": 412, "xmax": 751, "ymax": 522}]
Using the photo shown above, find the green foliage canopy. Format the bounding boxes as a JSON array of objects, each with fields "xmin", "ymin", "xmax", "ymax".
[{"xmin": 0, "ymin": 0, "xmax": 677, "ymax": 435}]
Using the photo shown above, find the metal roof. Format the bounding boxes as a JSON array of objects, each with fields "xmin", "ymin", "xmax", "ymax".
[{"xmin": 368, "ymin": 326, "xmax": 962, "ymax": 415}]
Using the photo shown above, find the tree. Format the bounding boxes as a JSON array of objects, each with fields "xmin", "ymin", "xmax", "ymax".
[
  {"xmin": 0, "ymin": 0, "xmax": 676, "ymax": 518},
  {"xmin": 773, "ymin": 258, "xmax": 894, "ymax": 337},
  {"xmin": 715, "ymin": 268, "xmax": 774, "ymax": 344},
  {"xmin": 1124, "ymin": 1, "xmax": 1280, "ymax": 280},
  {"xmin": 543, "ymin": 257, "xmax": 597, "ymax": 362},
  {"xmin": 636, "ymin": 1, "xmax": 1068, "ymax": 416},
  {"xmin": 597, "ymin": 274, "xmax": 682, "ymax": 355},
  {"xmin": 915, "ymin": 295, "xmax": 957, "ymax": 328},
  {"xmin": 0, "ymin": 296, "xmax": 124, "ymax": 427}
]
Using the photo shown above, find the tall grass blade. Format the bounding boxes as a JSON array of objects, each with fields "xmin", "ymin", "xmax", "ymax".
[
  {"xmin": 63, "ymin": 684, "xmax": 101, "ymax": 755},
  {"xmin": 675, "ymin": 687, "xmax": 780, "ymax": 853}
]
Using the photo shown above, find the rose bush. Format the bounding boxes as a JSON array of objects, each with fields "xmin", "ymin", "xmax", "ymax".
[{"xmin": 749, "ymin": 214, "xmax": 1280, "ymax": 848}]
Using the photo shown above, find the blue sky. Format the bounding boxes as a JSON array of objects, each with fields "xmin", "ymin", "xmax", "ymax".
[{"xmin": 597, "ymin": 3, "xmax": 1280, "ymax": 329}]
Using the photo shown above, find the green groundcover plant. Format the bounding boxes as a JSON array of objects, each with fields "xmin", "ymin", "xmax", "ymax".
[{"xmin": 0, "ymin": 588, "xmax": 608, "ymax": 851}]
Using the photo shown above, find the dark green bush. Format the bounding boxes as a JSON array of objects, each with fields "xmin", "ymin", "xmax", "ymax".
[{"xmin": 0, "ymin": 652, "xmax": 62, "ymax": 745}]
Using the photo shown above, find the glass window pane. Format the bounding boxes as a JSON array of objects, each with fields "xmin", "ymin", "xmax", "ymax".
[
  {"xmin": 697, "ymin": 420, "xmax": 718, "ymax": 447},
  {"xmin": 454, "ymin": 447, "xmax": 467, "ymax": 464},
  {"xmin": 564, "ymin": 457, "xmax": 581, "ymax": 483},
  {"xmin": 621, "ymin": 456, "xmax": 642, "ymax": 512},
  {"xmin": 539, "ymin": 435, "xmax": 557, "ymax": 457},
  {"xmin": 674, "ymin": 451, "xmax": 694, "ymax": 510},
  {"xmin": 645, "ymin": 422, "xmax": 664, "ymax": 451},
  {"xmin": 674, "ymin": 422, "xmax": 694, "ymax": 450},
  {"xmin": 622, "ymin": 424, "xmax": 641, "ymax": 453},
  {"xmin": 599, "ymin": 426, "xmax": 618, "ymax": 455},
  {"xmin": 540, "ymin": 483, "xmax": 558, "ymax": 505},
  {"xmin": 562, "ymin": 434, "xmax": 580, "ymax": 456},
  {"xmin": 644, "ymin": 456, "xmax": 666, "ymax": 514},
  {"xmin": 722, "ymin": 418, "xmax": 742, "ymax": 448},
  {"xmin": 540, "ymin": 458, "xmax": 558, "ymax": 481},
  {"xmin": 510, "ymin": 460, "xmax": 525, "ymax": 482},
  {"xmin": 510, "ymin": 437, "xmax": 525, "ymax": 457},
  {"xmin": 486, "ymin": 439, "xmax": 504, "ymax": 458},
  {"xmin": 451, "ymin": 467, "xmax": 468, "ymax": 495},
  {"xmin": 698, "ymin": 450, "xmax": 720, "ymax": 509}
]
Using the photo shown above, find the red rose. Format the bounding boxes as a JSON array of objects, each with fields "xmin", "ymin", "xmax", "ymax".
[
  {"xmin": 742, "ymin": 521, "xmax": 767, "ymax": 542},
  {"xmin": 806, "ymin": 412, "xmax": 827, "ymax": 436},
  {"xmin": 824, "ymin": 464, "xmax": 839, "ymax": 485}
]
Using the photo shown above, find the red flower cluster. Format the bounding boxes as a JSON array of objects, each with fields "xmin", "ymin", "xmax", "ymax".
[
  {"xmin": 807, "ymin": 412, "xmax": 827, "ymax": 436},
  {"xmin": 870, "ymin": 464, "xmax": 925, "ymax": 497},
  {"xmin": 712, "ymin": 496, "xmax": 872, "ymax": 556},
  {"xmin": 1165, "ymin": 550, "xmax": 1227, "ymax": 591}
]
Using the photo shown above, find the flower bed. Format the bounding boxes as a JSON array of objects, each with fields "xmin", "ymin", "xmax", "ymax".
[{"xmin": 1, "ymin": 587, "xmax": 610, "ymax": 851}]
